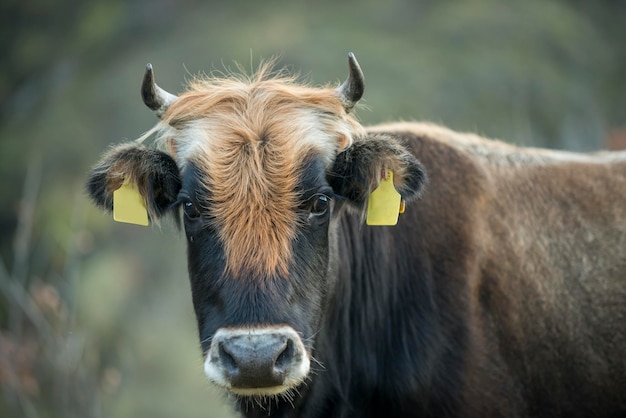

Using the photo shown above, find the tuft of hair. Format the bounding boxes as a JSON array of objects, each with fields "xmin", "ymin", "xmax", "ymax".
[{"xmin": 158, "ymin": 60, "xmax": 356, "ymax": 127}]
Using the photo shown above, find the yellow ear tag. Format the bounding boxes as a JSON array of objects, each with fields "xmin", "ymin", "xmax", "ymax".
[
  {"xmin": 113, "ymin": 182, "xmax": 149, "ymax": 226},
  {"xmin": 366, "ymin": 170, "xmax": 402, "ymax": 226}
]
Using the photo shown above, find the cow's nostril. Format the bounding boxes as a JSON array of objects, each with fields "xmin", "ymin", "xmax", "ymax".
[
  {"xmin": 274, "ymin": 338, "xmax": 294, "ymax": 373},
  {"xmin": 218, "ymin": 341, "xmax": 238, "ymax": 374}
]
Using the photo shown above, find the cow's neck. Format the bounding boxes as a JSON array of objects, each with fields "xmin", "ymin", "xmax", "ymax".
[{"xmin": 308, "ymin": 210, "xmax": 459, "ymax": 416}]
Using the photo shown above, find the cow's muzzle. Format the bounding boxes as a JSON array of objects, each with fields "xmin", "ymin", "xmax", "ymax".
[{"xmin": 204, "ymin": 326, "xmax": 310, "ymax": 396}]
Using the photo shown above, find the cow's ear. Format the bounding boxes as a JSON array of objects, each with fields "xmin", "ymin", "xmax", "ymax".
[
  {"xmin": 328, "ymin": 134, "xmax": 427, "ymax": 209},
  {"xmin": 86, "ymin": 143, "xmax": 181, "ymax": 222}
]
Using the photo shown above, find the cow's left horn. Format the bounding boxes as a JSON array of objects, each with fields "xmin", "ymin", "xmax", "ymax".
[
  {"xmin": 337, "ymin": 52, "xmax": 364, "ymax": 113},
  {"xmin": 141, "ymin": 63, "xmax": 178, "ymax": 118}
]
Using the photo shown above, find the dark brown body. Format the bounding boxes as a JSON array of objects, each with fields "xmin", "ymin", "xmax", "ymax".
[{"xmin": 309, "ymin": 122, "xmax": 626, "ymax": 417}]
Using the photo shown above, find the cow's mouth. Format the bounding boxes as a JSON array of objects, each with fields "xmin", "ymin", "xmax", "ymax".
[{"xmin": 203, "ymin": 326, "xmax": 311, "ymax": 396}]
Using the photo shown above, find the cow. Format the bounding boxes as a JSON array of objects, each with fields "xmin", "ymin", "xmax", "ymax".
[{"xmin": 86, "ymin": 53, "xmax": 626, "ymax": 418}]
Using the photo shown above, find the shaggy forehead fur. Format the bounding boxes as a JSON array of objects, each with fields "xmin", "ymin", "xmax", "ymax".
[{"xmin": 151, "ymin": 65, "xmax": 364, "ymax": 278}]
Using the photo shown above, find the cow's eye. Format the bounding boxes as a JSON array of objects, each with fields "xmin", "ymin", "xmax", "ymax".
[
  {"xmin": 183, "ymin": 200, "xmax": 200, "ymax": 219},
  {"xmin": 311, "ymin": 195, "xmax": 330, "ymax": 216}
]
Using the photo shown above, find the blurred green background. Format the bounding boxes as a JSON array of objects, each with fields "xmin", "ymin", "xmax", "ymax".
[{"xmin": 1, "ymin": 1, "xmax": 625, "ymax": 417}]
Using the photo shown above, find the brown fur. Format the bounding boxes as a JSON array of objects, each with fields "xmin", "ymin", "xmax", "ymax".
[
  {"xmin": 153, "ymin": 64, "xmax": 364, "ymax": 278},
  {"xmin": 372, "ymin": 122, "xmax": 626, "ymax": 415}
]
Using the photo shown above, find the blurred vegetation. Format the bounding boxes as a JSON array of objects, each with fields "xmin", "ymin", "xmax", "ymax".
[{"xmin": 0, "ymin": 0, "xmax": 625, "ymax": 417}]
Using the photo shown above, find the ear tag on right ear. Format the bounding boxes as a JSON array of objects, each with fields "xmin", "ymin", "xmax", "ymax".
[
  {"xmin": 366, "ymin": 170, "xmax": 402, "ymax": 226},
  {"xmin": 113, "ymin": 181, "xmax": 149, "ymax": 226}
]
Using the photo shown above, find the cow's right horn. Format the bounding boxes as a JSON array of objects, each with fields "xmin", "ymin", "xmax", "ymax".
[
  {"xmin": 336, "ymin": 52, "xmax": 364, "ymax": 113},
  {"xmin": 141, "ymin": 63, "xmax": 178, "ymax": 118}
]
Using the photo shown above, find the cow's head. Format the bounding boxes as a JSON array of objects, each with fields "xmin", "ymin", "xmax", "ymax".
[{"xmin": 87, "ymin": 54, "xmax": 426, "ymax": 399}]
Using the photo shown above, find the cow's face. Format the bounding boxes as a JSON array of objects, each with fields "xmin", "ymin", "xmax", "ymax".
[{"xmin": 87, "ymin": 55, "xmax": 426, "ymax": 399}]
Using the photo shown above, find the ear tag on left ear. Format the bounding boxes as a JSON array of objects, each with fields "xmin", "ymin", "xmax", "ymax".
[
  {"xmin": 366, "ymin": 170, "xmax": 402, "ymax": 226},
  {"xmin": 113, "ymin": 181, "xmax": 149, "ymax": 226}
]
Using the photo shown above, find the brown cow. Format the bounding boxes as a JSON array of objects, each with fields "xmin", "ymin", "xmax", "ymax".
[{"xmin": 87, "ymin": 53, "xmax": 626, "ymax": 417}]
